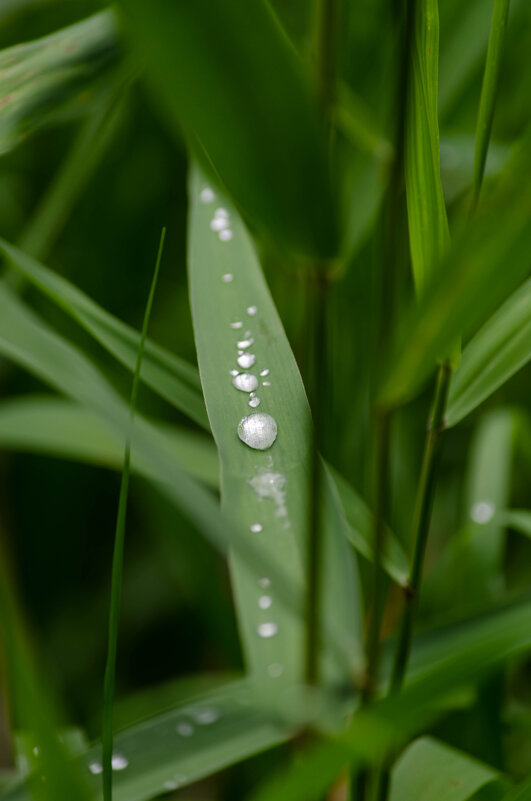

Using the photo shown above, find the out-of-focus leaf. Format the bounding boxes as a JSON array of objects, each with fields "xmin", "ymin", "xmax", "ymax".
[
  {"xmin": 188, "ymin": 165, "xmax": 363, "ymax": 686},
  {"xmin": 440, "ymin": 135, "xmax": 509, "ymax": 205},
  {"xmin": 117, "ymin": 0, "xmax": 338, "ymax": 258},
  {"xmin": 503, "ymin": 775, "xmax": 531, "ymax": 801},
  {"xmin": 0, "ymin": 11, "xmax": 122, "ymax": 154},
  {"xmin": 499, "ymin": 509, "xmax": 531, "ymax": 538},
  {"xmin": 447, "ymin": 278, "xmax": 531, "ymax": 427}
]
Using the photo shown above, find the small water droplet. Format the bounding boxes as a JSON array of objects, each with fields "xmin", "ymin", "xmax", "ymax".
[
  {"xmin": 177, "ymin": 722, "xmax": 194, "ymax": 737},
  {"xmin": 257, "ymin": 622, "xmax": 278, "ymax": 638},
  {"xmin": 250, "ymin": 523, "xmax": 263, "ymax": 533},
  {"xmin": 215, "ymin": 208, "xmax": 229, "ymax": 219},
  {"xmin": 237, "ymin": 353, "xmax": 256, "ymax": 369},
  {"xmin": 260, "ymin": 369, "xmax": 270, "ymax": 377},
  {"xmin": 238, "ymin": 413, "xmax": 277, "ymax": 450},
  {"xmin": 262, "ymin": 380, "xmax": 271, "ymax": 386},
  {"xmin": 200, "ymin": 187, "xmax": 215, "ymax": 203},
  {"xmin": 233, "ymin": 373, "xmax": 258, "ymax": 392},
  {"xmin": 237, "ymin": 338, "xmax": 254, "ymax": 349},
  {"xmin": 89, "ymin": 762, "xmax": 102, "ymax": 775},
  {"xmin": 259, "ymin": 577, "xmax": 271, "ymax": 588},
  {"xmin": 193, "ymin": 707, "xmax": 219, "ymax": 725},
  {"xmin": 247, "ymin": 306, "xmax": 257, "ymax": 316},
  {"xmin": 230, "ymin": 321, "xmax": 243, "ymax": 329},
  {"xmin": 230, "ymin": 369, "xmax": 239, "ymax": 376},
  {"xmin": 222, "ymin": 273, "xmax": 233, "ymax": 283},
  {"xmin": 219, "ymin": 229, "xmax": 233, "ymax": 242},
  {"xmin": 238, "ymin": 349, "xmax": 244, "ymax": 356},
  {"xmin": 258, "ymin": 595, "xmax": 272, "ymax": 610},
  {"xmin": 268, "ymin": 662, "xmax": 283, "ymax": 678},
  {"xmin": 210, "ymin": 217, "xmax": 228, "ymax": 232},
  {"xmin": 33, "ymin": 747, "xmax": 39, "ymax": 756},
  {"xmin": 112, "ymin": 754, "xmax": 128, "ymax": 771},
  {"xmin": 248, "ymin": 397, "xmax": 261, "ymax": 408},
  {"xmin": 164, "ymin": 780, "xmax": 178, "ymax": 790},
  {"xmin": 470, "ymin": 501, "xmax": 495, "ymax": 524}
]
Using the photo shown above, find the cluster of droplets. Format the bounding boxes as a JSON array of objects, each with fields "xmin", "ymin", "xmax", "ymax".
[
  {"xmin": 89, "ymin": 753, "xmax": 129, "ymax": 775},
  {"xmin": 201, "ymin": 186, "xmax": 233, "ymax": 243}
]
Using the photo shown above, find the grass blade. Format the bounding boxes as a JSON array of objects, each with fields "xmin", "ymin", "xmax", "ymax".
[{"xmin": 101, "ymin": 229, "xmax": 164, "ymax": 801}]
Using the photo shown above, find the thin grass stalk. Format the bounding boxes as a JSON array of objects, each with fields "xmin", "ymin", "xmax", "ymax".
[{"xmin": 101, "ymin": 229, "xmax": 165, "ymax": 800}]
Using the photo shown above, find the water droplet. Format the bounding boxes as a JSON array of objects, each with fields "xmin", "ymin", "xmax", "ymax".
[
  {"xmin": 262, "ymin": 380, "xmax": 271, "ymax": 386},
  {"xmin": 268, "ymin": 663, "xmax": 284, "ymax": 678},
  {"xmin": 260, "ymin": 369, "xmax": 270, "ymax": 377},
  {"xmin": 112, "ymin": 754, "xmax": 128, "ymax": 771},
  {"xmin": 219, "ymin": 229, "xmax": 233, "ymax": 242},
  {"xmin": 238, "ymin": 414, "xmax": 277, "ymax": 450},
  {"xmin": 247, "ymin": 306, "xmax": 257, "ymax": 316},
  {"xmin": 165, "ymin": 780, "xmax": 178, "ymax": 790},
  {"xmin": 250, "ymin": 523, "xmax": 263, "ymax": 533},
  {"xmin": 259, "ymin": 577, "xmax": 271, "ymax": 588},
  {"xmin": 237, "ymin": 338, "xmax": 254, "ymax": 349},
  {"xmin": 215, "ymin": 208, "xmax": 229, "ymax": 219},
  {"xmin": 258, "ymin": 595, "xmax": 272, "ymax": 610},
  {"xmin": 165, "ymin": 775, "xmax": 187, "ymax": 790},
  {"xmin": 232, "ymin": 373, "xmax": 258, "ymax": 392},
  {"xmin": 89, "ymin": 762, "xmax": 102, "ymax": 775},
  {"xmin": 177, "ymin": 722, "xmax": 194, "ymax": 737},
  {"xmin": 33, "ymin": 747, "xmax": 39, "ymax": 756},
  {"xmin": 470, "ymin": 501, "xmax": 495, "ymax": 524},
  {"xmin": 257, "ymin": 622, "xmax": 278, "ymax": 638},
  {"xmin": 222, "ymin": 273, "xmax": 233, "ymax": 283},
  {"xmin": 238, "ymin": 349, "xmax": 244, "ymax": 356},
  {"xmin": 200, "ymin": 187, "xmax": 215, "ymax": 203},
  {"xmin": 248, "ymin": 397, "xmax": 261, "ymax": 408},
  {"xmin": 230, "ymin": 321, "xmax": 243, "ymax": 329},
  {"xmin": 229, "ymin": 369, "xmax": 239, "ymax": 376},
  {"xmin": 210, "ymin": 217, "xmax": 228, "ymax": 232},
  {"xmin": 237, "ymin": 353, "xmax": 256, "ymax": 369},
  {"xmin": 193, "ymin": 707, "xmax": 219, "ymax": 725}
]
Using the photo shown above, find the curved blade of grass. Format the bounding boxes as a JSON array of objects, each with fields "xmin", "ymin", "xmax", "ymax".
[
  {"xmin": 117, "ymin": 0, "xmax": 338, "ymax": 258},
  {"xmin": 0, "ymin": 11, "xmax": 122, "ymax": 154},
  {"xmin": 1, "ymin": 679, "xmax": 291, "ymax": 801},
  {"xmin": 0, "ymin": 396, "xmax": 218, "ymax": 488},
  {"xmin": 0, "ymin": 241, "xmax": 208, "ymax": 429},
  {"xmin": 447, "ymin": 278, "xmax": 531, "ymax": 426},
  {"xmin": 188, "ymin": 165, "xmax": 363, "ymax": 686},
  {"xmin": 498, "ymin": 509, "xmax": 531, "ymax": 538},
  {"xmin": 471, "ymin": 0, "xmax": 511, "ymax": 211},
  {"xmin": 389, "ymin": 736, "xmax": 504, "ymax": 801},
  {"xmin": 101, "ymin": 229, "xmax": 164, "ymax": 801},
  {"xmin": 405, "ymin": 0, "xmax": 450, "ymax": 296}
]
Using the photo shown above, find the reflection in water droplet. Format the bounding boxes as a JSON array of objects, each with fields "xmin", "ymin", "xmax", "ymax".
[
  {"xmin": 260, "ymin": 369, "xmax": 270, "ymax": 377},
  {"xmin": 230, "ymin": 321, "xmax": 243, "ymax": 329},
  {"xmin": 470, "ymin": 501, "xmax": 495, "ymax": 524},
  {"xmin": 237, "ymin": 338, "xmax": 254, "ymax": 349},
  {"xmin": 210, "ymin": 217, "xmax": 228, "ymax": 232},
  {"xmin": 177, "ymin": 722, "xmax": 194, "ymax": 737},
  {"xmin": 194, "ymin": 707, "xmax": 219, "ymax": 725},
  {"xmin": 222, "ymin": 273, "xmax": 233, "ymax": 283},
  {"xmin": 250, "ymin": 523, "xmax": 263, "ymax": 533},
  {"xmin": 247, "ymin": 306, "xmax": 257, "ymax": 316},
  {"xmin": 200, "ymin": 187, "xmax": 214, "ymax": 203},
  {"xmin": 262, "ymin": 380, "xmax": 271, "ymax": 386},
  {"xmin": 248, "ymin": 397, "xmax": 261, "ymax": 408},
  {"xmin": 258, "ymin": 595, "xmax": 272, "ymax": 610},
  {"xmin": 259, "ymin": 577, "xmax": 271, "ymax": 588},
  {"xmin": 257, "ymin": 622, "xmax": 278, "ymax": 638},
  {"xmin": 89, "ymin": 762, "xmax": 102, "ymax": 775},
  {"xmin": 112, "ymin": 754, "xmax": 128, "ymax": 771},
  {"xmin": 230, "ymin": 369, "xmax": 239, "ymax": 376},
  {"xmin": 219, "ymin": 229, "xmax": 233, "ymax": 242},
  {"xmin": 238, "ymin": 413, "xmax": 277, "ymax": 450},
  {"xmin": 233, "ymin": 373, "xmax": 258, "ymax": 392},
  {"xmin": 268, "ymin": 662, "xmax": 284, "ymax": 678},
  {"xmin": 237, "ymin": 353, "xmax": 256, "ymax": 369}
]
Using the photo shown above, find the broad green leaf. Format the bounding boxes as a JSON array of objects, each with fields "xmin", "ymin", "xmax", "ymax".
[
  {"xmin": 1, "ymin": 680, "xmax": 291, "ymax": 801},
  {"xmin": 390, "ymin": 737, "xmax": 503, "ymax": 801},
  {"xmin": 503, "ymin": 775, "xmax": 531, "ymax": 801},
  {"xmin": 0, "ymin": 240, "xmax": 208, "ymax": 430},
  {"xmin": 447, "ymin": 278, "xmax": 531, "ymax": 427},
  {"xmin": 117, "ymin": 0, "xmax": 338, "ymax": 258},
  {"xmin": 379, "ymin": 130, "xmax": 531, "ymax": 408},
  {"xmin": 0, "ymin": 11, "xmax": 122, "ymax": 154},
  {"xmin": 0, "ymin": 396, "xmax": 218, "ymax": 488},
  {"xmin": 405, "ymin": 0, "xmax": 450, "ymax": 295},
  {"xmin": 188, "ymin": 166, "xmax": 363, "ymax": 686}
]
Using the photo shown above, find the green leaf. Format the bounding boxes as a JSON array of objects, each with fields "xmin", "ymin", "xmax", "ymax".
[
  {"xmin": 447, "ymin": 278, "xmax": 531, "ymax": 427},
  {"xmin": 498, "ymin": 509, "xmax": 531, "ymax": 538},
  {"xmin": 0, "ymin": 11, "xmax": 122, "ymax": 154},
  {"xmin": 405, "ymin": 0, "xmax": 450, "ymax": 295},
  {"xmin": 117, "ymin": 0, "xmax": 338, "ymax": 258},
  {"xmin": 503, "ymin": 775, "xmax": 531, "ymax": 801},
  {"xmin": 0, "ymin": 240, "xmax": 209, "ymax": 430},
  {"xmin": 390, "ymin": 737, "xmax": 503, "ymax": 801},
  {"xmin": 188, "ymin": 165, "xmax": 363, "ymax": 685}
]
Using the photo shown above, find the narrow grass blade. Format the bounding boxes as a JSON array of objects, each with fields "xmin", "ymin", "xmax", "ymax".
[
  {"xmin": 498, "ymin": 509, "xmax": 531, "ymax": 538},
  {"xmin": 188, "ymin": 166, "xmax": 363, "ymax": 686},
  {"xmin": 101, "ymin": 230, "xmax": 164, "ymax": 801},
  {"xmin": 0, "ymin": 11, "xmax": 122, "ymax": 154},
  {"xmin": 389, "ymin": 737, "xmax": 504, "ymax": 801},
  {"xmin": 117, "ymin": 0, "xmax": 338, "ymax": 258},
  {"xmin": 471, "ymin": 0, "xmax": 511, "ymax": 211},
  {"xmin": 0, "ymin": 240, "xmax": 208, "ymax": 429},
  {"xmin": 447, "ymin": 278, "xmax": 531, "ymax": 427},
  {"xmin": 0, "ymin": 396, "xmax": 218, "ymax": 488},
  {"xmin": 405, "ymin": 0, "xmax": 450, "ymax": 296}
]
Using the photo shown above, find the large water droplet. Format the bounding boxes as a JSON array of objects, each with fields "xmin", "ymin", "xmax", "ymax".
[
  {"xmin": 247, "ymin": 306, "xmax": 257, "ymax": 316},
  {"xmin": 200, "ymin": 187, "xmax": 215, "ymax": 203},
  {"xmin": 112, "ymin": 754, "xmax": 128, "ymax": 771},
  {"xmin": 222, "ymin": 273, "xmax": 233, "ymax": 283},
  {"xmin": 250, "ymin": 523, "xmax": 263, "ymax": 533},
  {"xmin": 176, "ymin": 722, "xmax": 194, "ymax": 737},
  {"xmin": 257, "ymin": 622, "xmax": 278, "ymax": 638},
  {"xmin": 238, "ymin": 413, "xmax": 277, "ymax": 450},
  {"xmin": 470, "ymin": 501, "xmax": 495, "ymax": 524},
  {"xmin": 258, "ymin": 595, "xmax": 272, "ymax": 610},
  {"xmin": 237, "ymin": 338, "xmax": 254, "ymax": 349},
  {"xmin": 237, "ymin": 353, "xmax": 256, "ymax": 369},
  {"xmin": 219, "ymin": 229, "xmax": 233, "ymax": 242},
  {"xmin": 248, "ymin": 397, "xmax": 261, "ymax": 408},
  {"xmin": 232, "ymin": 373, "xmax": 258, "ymax": 392}
]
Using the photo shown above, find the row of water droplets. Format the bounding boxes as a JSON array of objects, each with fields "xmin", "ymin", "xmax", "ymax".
[{"xmin": 201, "ymin": 184, "xmax": 282, "ymax": 671}]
